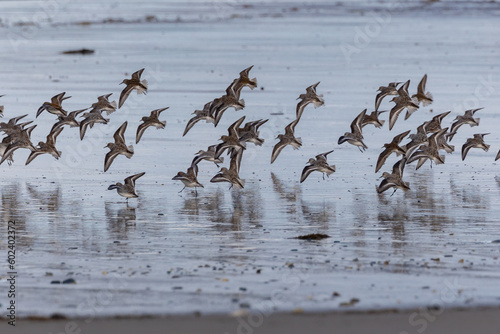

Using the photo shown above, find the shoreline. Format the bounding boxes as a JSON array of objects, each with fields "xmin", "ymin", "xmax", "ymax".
[{"xmin": 2, "ymin": 306, "xmax": 500, "ymax": 334}]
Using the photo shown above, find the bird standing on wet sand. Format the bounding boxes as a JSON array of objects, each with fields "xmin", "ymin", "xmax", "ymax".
[
  {"xmin": 104, "ymin": 121, "xmax": 134, "ymax": 172},
  {"xmin": 338, "ymin": 109, "xmax": 368, "ymax": 152},
  {"xmin": 296, "ymin": 82, "xmax": 325, "ymax": 121},
  {"xmin": 25, "ymin": 127, "xmax": 64, "ymax": 165},
  {"xmin": 173, "ymin": 166, "xmax": 204, "ymax": 196},
  {"xmin": 375, "ymin": 130, "xmax": 410, "ymax": 173},
  {"xmin": 376, "ymin": 158, "xmax": 410, "ymax": 195},
  {"xmin": 118, "ymin": 68, "xmax": 148, "ymax": 108},
  {"xmin": 361, "ymin": 109, "xmax": 387, "ymax": 129},
  {"xmin": 271, "ymin": 118, "xmax": 302, "ymax": 164},
  {"xmin": 388, "ymin": 80, "xmax": 419, "ymax": 129},
  {"xmin": 300, "ymin": 150, "xmax": 336, "ymax": 183},
  {"xmin": 461, "ymin": 133, "xmax": 490, "ymax": 161},
  {"xmin": 136, "ymin": 107, "xmax": 168, "ymax": 144},
  {"xmin": 37, "ymin": 92, "xmax": 71, "ymax": 118},
  {"xmin": 375, "ymin": 82, "xmax": 400, "ymax": 112},
  {"xmin": 448, "ymin": 108, "xmax": 482, "ymax": 142},
  {"xmin": 210, "ymin": 149, "xmax": 245, "ymax": 189},
  {"xmin": 108, "ymin": 172, "xmax": 146, "ymax": 202},
  {"xmin": 411, "ymin": 74, "xmax": 433, "ymax": 107}
]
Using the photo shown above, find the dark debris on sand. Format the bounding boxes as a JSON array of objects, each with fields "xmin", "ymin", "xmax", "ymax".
[
  {"xmin": 295, "ymin": 233, "xmax": 330, "ymax": 240},
  {"xmin": 62, "ymin": 48, "xmax": 95, "ymax": 55}
]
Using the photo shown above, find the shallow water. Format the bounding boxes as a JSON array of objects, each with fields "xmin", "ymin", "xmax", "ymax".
[{"xmin": 0, "ymin": 0, "xmax": 500, "ymax": 319}]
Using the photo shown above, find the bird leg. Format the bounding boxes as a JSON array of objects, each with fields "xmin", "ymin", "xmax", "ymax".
[
  {"xmin": 179, "ymin": 186, "xmax": 186, "ymax": 193},
  {"xmin": 390, "ymin": 188, "xmax": 397, "ymax": 197}
]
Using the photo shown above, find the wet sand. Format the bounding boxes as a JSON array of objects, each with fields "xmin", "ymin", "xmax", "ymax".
[
  {"xmin": 2, "ymin": 307, "xmax": 500, "ymax": 334},
  {"xmin": 0, "ymin": 0, "xmax": 500, "ymax": 330}
]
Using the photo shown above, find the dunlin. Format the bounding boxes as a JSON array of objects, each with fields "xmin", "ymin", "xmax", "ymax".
[
  {"xmin": 136, "ymin": 107, "xmax": 168, "ymax": 144},
  {"xmin": 214, "ymin": 116, "xmax": 246, "ymax": 159},
  {"xmin": 376, "ymin": 158, "xmax": 410, "ymax": 195},
  {"xmin": 173, "ymin": 166, "xmax": 204, "ymax": 196},
  {"xmin": 212, "ymin": 82, "xmax": 245, "ymax": 127},
  {"xmin": 79, "ymin": 109, "xmax": 110, "ymax": 140},
  {"xmin": 461, "ymin": 133, "xmax": 490, "ymax": 161},
  {"xmin": 271, "ymin": 118, "xmax": 302, "ymax": 164},
  {"xmin": 104, "ymin": 121, "xmax": 134, "ymax": 172},
  {"xmin": 362, "ymin": 109, "xmax": 387, "ymax": 128},
  {"xmin": 118, "ymin": 68, "xmax": 148, "ymax": 108},
  {"xmin": 51, "ymin": 108, "xmax": 88, "ymax": 132},
  {"xmin": 37, "ymin": 92, "xmax": 71, "ymax": 118},
  {"xmin": 238, "ymin": 119, "xmax": 268, "ymax": 146},
  {"xmin": 26, "ymin": 127, "xmax": 63, "ymax": 165},
  {"xmin": 375, "ymin": 82, "xmax": 400, "ymax": 111},
  {"xmin": 388, "ymin": 80, "xmax": 419, "ymax": 128},
  {"xmin": 375, "ymin": 130, "xmax": 410, "ymax": 173},
  {"xmin": 192, "ymin": 145, "xmax": 224, "ymax": 168},
  {"xmin": 448, "ymin": 108, "xmax": 482, "ymax": 142},
  {"xmin": 0, "ymin": 124, "xmax": 37, "ymax": 165},
  {"xmin": 183, "ymin": 102, "xmax": 215, "ymax": 137},
  {"xmin": 338, "ymin": 109, "xmax": 367, "ymax": 152},
  {"xmin": 296, "ymin": 82, "xmax": 324, "ymax": 120},
  {"xmin": 108, "ymin": 172, "xmax": 146, "ymax": 202},
  {"xmin": 300, "ymin": 150, "xmax": 336, "ymax": 183},
  {"xmin": 92, "ymin": 93, "xmax": 117, "ymax": 115},
  {"xmin": 411, "ymin": 74, "xmax": 433, "ymax": 106},
  {"xmin": 423, "ymin": 111, "xmax": 450, "ymax": 134},
  {"xmin": 407, "ymin": 128, "xmax": 448, "ymax": 169},
  {"xmin": 210, "ymin": 149, "xmax": 245, "ymax": 189}
]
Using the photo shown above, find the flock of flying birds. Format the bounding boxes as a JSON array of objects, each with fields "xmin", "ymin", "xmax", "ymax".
[{"xmin": 0, "ymin": 68, "xmax": 497, "ymax": 200}]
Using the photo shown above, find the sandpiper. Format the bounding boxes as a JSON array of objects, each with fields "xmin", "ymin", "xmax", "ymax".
[
  {"xmin": 271, "ymin": 118, "xmax": 302, "ymax": 164},
  {"xmin": 388, "ymin": 80, "xmax": 419, "ymax": 128},
  {"xmin": 375, "ymin": 82, "xmax": 400, "ymax": 111},
  {"xmin": 423, "ymin": 111, "xmax": 451, "ymax": 134},
  {"xmin": 173, "ymin": 166, "xmax": 204, "ymax": 196},
  {"xmin": 37, "ymin": 92, "xmax": 71, "ymax": 118},
  {"xmin": 376, "ymin": 158, "xmax": 410, "ymax": 195},
  {"xmin": 437, "ymin": 129, "xmax": 455, "ymax": 154},
  {"xmin": 26, "ymin": 127, "xmax": 63, "ymax": 165},
  {"xmin": 0, "ymin": 114, "xmax": 29, "ymax": 135},
  {"xmin": 407, "ymin": 128, "xmax": 448, "ymax": 169},
  {"xmin": 0, "ymin": 124, "xmax": 37, "ymax": 165},
  {"xmin": 411, "ymin": 74, "xmax": 433, "ymax": 107},
  {"xmin": 183, "ymin": 101, "xmax": 215, "ymax": 136},
  {"xmin": 338, "ymin": 109, "xmax": 367, "ymax": 152},
  {"xmin": 192, "ymin": 145, "xmax": 224, "ymax": 167},
  {"xmin": 104, "ymin": 121, "xmax": 134, "ymax": 172},
  {"xmin": 300, "ymin": 150, "xmax": 336, "ymax": 183},
  {"xmin": 231, "ymin": 65, "xmax": 258, "ymax": 99},
  {"xmin": 92, "ymin": 93, "xmax": 117, "ymax": 115},
  {"xmin": 79, "ymin": 109, "xmax": 110, "ymax": 140},
  {"xmin": 296, "ymin": 82, "xmax": 325, "ymax": 121},
  {"xmin": 401, "ymin": 122, "xmax": 429, "ymax": 157},
  {"xmin": 238, "ymin": 119, "xmax": 268, "ymax": 146},
  {"xmin": 362, "ymin": 109, "xmax": 387, "ymax": 128},
  {"xmin": 51, "ymin": 108, "xmax": 88, "ymax": 132},
  {"xmin": 448, "ymin": 108, "xmax": 482, "ymax": 142},
  {"xmin": 461, "ymin": 133, "xmax": 490, "ymax": 161},
  {"xmin": 118, "ymin": 68, "xmax": 148, "ymax": 108},
  {"xmin": 108, "ymin": 172, "xmax": 146, "ymax": 202},
  {"xmin": 214, "ymin": 116, "xmax": 246, "ymax": 159},
  {"xmin": 210, "ymin": 149, "xmax": 245, "ymax": 189},
  {"xmin": 375, "ymin": 130, "xmax": 410, "ymax": 173},
  {"xmin": 136, "ymin": 107, "xmax": 168, "ymax": 143},
  {"xmin": 212, "ymin": 82, "xmax": 245, "ymax": 127}
]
